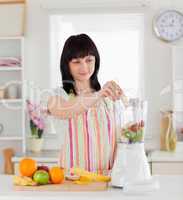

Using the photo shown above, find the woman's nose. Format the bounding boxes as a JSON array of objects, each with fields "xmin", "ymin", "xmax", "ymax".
[{"xmin": 80, "ymin": 61, "xmax": 88, "ymax": 69}]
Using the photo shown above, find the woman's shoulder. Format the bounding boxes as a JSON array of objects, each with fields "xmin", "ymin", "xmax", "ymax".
[
  {"xmin": 52, "ymin": 86, "xmax": 69, "ymax": 100},
  {"xmin": 40, "ymin": 86, "xmax": 68, "ymax": 109}
]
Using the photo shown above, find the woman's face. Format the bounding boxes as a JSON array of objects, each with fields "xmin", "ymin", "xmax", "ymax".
[{"xmin": 69, "ymin": 55, "xmax": 95, "ymax": 82}]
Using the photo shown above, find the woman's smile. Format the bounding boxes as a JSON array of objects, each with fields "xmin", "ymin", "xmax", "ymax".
[{"xmin": 79, "ymin": 72, "xmax": 88, "ymax": 76}]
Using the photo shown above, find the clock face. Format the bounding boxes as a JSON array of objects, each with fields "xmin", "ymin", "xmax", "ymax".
[{"xmin": 154, "ymin": 10, "xmax": 183, "ymax": 42}]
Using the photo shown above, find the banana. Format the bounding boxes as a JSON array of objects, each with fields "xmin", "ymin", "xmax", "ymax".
[
  {"xmin": 13, "ymin": 175, "xmax": 37, "ymax": 186},
  {"xmin": 71, "ymin": 168, "xmax": 111, "ymax": 182},
  {"xmin": 74, "ymin": 180, "xmax": 91, "ymax": 185}
]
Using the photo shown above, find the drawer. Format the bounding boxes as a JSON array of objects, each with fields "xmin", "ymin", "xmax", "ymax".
[{"xmin": 152, "ymin": 162, "xmax": 183, "ymax": 175}]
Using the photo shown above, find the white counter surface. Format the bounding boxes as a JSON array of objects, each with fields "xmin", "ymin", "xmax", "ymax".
[
  {"xmin": 148, "ymin": 142, "xmax": 183, "ymax": 162},
  {"xmin": 149, "ymin": 150, "xmax": 183, "ymax": 162},
  {"xmin": 0, "ymin": 175, "xmax": 183, "ymax": 200}
]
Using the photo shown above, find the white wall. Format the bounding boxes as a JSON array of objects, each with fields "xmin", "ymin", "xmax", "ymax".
[
  {"xmin": 0, "ymin": 0, "xmax": 183, "ymax": 174},
  {"xmin": 143, "ymin": 0, "xmax": 183, "ymax": 149},
  {"xmin": 0, "ymin": 0, "xmax": 183, "ymax": 171},
  {"xmin": 24, "ymin": 0, "xmax": 183, "ymax": 151}
]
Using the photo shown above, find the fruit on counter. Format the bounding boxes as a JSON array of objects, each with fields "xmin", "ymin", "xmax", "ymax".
[
  {"xmin": 74, "ymin": 176, "xmax": 92, "ymax": 185},
  {"xmin": 49, "ymin": 167, "xmax": 65, "ymax": 184},
  {"xmin": 71, "ymin": 168, "xmax": 111, "ymax": 182},
  {"xmin": 13, "ymin": 175, "xmax": 37, "ymax": 186},
  {"xmin": 19, "ymin": 158, "xmax": 37, "ymax": 177},
  {"xmin": 65, "ymin": 174, "xmax": 80, "ymax": 181},
  {"xmin": 33, "ymin": 170, "xmax": 49, "ymax": 185},
  {"xmin": 37, "ymin": 165, "xmax": 49, "ymax": 173},
  {"xmin": 14, "ymin": 159, "xmax": 66, "ymax": 186},
  {"xmin": 74, "ymin": 181, "xmax": 91, "ymax": 185}
]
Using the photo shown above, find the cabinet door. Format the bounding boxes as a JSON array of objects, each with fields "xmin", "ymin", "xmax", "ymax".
[{"xmin": 152, "ymin": 162, "xmax": 183, "ymax": 175}]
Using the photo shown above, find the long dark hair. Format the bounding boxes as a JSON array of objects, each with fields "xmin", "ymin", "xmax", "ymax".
[{"xmin": 60, "ymin": 33, "xmax": 101, "ymax": 95}]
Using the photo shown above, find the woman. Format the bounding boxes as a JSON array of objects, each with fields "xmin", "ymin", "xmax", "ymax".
[{"xmin": 45, "ymin": 34, "xmax": 126, "ymax": 175}]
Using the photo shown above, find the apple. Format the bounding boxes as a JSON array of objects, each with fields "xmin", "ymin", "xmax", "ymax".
[
  {"xmin": 37, "ymin": 165, "xmax": 49, "ymax": 173},
  {"xmin": 129, "ymin": 123, "xmax": 138, "ymax": 132},
  {"xmin": 33, "ymin": 170, "xmax": 49, "ymax": 185}
]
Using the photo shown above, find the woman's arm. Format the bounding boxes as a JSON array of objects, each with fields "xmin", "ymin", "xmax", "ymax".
[
  {"xmin": 47, "ymin": 81, "xmax": 125, "ymax": 119},
  {"xmin": 47, "ymin": 92, "xmax": 103, "ymax": 119}
]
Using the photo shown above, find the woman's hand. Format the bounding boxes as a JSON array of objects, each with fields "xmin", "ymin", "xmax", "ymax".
[{"xmin": 98, "ymin": 80, "xmax": 124, "ymax": 101}]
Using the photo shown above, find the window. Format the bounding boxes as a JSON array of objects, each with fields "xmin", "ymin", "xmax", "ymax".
[{"xmin": 50, "ymin": 13, "xmax": 144, "ymax": 98}]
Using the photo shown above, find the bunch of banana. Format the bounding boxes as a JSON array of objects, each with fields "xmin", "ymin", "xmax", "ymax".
[
  {"xmin": 71, "ymin": 168, "xmax": 111, "ymax": 184},
  {"xmin": 74, "ymin": 176, "xmax": 92, "ymax": 185},
  {"xmin": 13, "ymin": 175, "xmax": 37, "ymax": 186}
]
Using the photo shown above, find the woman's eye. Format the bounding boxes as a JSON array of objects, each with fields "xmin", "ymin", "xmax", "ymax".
[
  {"xmin": 86, "ymin": 59, "xmax": 93, "ymax": 63},
  {"xmin": 72, "ymin": 60, "xmax": 80, "ymax": 64}
]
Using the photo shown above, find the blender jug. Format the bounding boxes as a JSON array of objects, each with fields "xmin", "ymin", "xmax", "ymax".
[
  {"xmin": 111, "ymin": 98, "xmax": 151, "ymax": 188},
  {"xmin": 121, "ymin": 98, "xmax": 147, "ymax": 143}
]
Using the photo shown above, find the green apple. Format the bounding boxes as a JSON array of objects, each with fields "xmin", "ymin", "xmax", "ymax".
[{"xmin": 33, "ymin": 170, "xmax": 49, "ymax": 185}]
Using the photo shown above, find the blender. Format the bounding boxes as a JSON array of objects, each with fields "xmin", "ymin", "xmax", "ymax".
[{"xmin": 111, "ymin": 98, "xmax": 159, "ymax": 193}]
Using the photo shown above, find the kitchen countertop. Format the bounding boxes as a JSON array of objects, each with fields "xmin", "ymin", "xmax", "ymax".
[
  {"xmin": 148, "ymin": 142, "xmax": 183, "ymax": 162},
  {"xmin": 148, "ymin": 150, "xmax": 183, "ymax": 162},
  {"xmin": 0, "ymin": 175, "xmax": 183, "ymax": 200}
]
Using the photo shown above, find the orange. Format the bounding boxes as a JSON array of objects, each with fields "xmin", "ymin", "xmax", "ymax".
[
  {"xmin": 49, "ymin": 167, "xmax": 64, "ymax": 184},
  {"xmin": 19, "ymin": 158, "xmax": 37, "ymax": 177}
]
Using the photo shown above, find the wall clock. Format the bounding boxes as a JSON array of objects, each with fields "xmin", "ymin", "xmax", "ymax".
[{"xmin": 153, "ymin": 10, "xmax": 183, "ymax": 42}]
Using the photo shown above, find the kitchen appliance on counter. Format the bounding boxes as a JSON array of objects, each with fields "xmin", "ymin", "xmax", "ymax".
[
  {"xmin": 160, "ymin": 110, "xmax": 177, "ymax": 151},
  {"xmin": 111, "ymin": 98, "xmax": 159, "ymax": 193}
]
